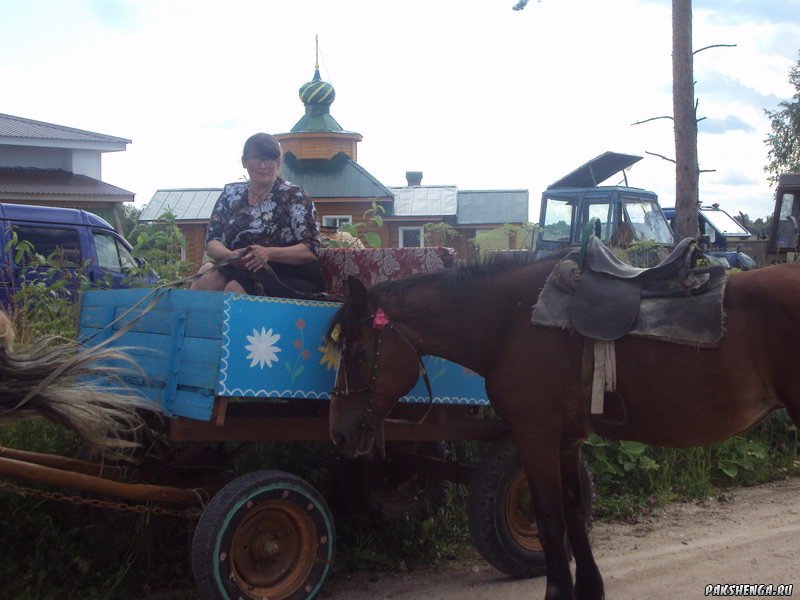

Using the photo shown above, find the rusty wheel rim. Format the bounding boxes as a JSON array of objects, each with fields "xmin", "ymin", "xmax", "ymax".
[
  {"xmin": 229, "ymin": 497, "xmax": 319, "ymax": 600},
  {"xmin": 504, "ymin": 469, "xmax": 543, "ymax": 552}
]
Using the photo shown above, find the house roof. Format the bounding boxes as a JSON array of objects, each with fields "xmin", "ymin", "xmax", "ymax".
[
  {"xmin": 0, "ymin": 168, "xmax": 134, "ymax": 202},
  {"xmin": 281, "ymin": 152, "xmax": 392, "ymax": 199},
  {"xmin": 142, "ymin": 151, "xmax": 393, "ymax": 221},
  {"xmin": 388, "ymin": 186, "xmax": 458, "ymax": 217},
  {"xmin": 0, "ymin": 113, "xmax": 130, "ymax": 150},
  {"xmin": 457, "ymin": 190, "xmax": 530, "ymax": 224},
  {"xmin": 140, "ymin": 188, "xmax": 222, "ymax": 221}
]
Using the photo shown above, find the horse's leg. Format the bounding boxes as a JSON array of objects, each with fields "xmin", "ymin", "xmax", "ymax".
[
  {"xmin": 561, "ymin": 445, "xmax": 604, "ymax": 600},
  {"xmin": 513, "ymin": 426, "xmax": 575, "ymax": 600}
]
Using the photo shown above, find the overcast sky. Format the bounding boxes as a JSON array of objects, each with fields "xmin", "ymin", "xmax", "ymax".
[{"xmin": 3, "ymin": 0, "xmax": 798, "ymax": 221}]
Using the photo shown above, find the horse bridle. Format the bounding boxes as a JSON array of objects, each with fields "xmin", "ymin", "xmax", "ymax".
[{"xmin": 331, "ymin": 312, "xmax": 434, "ymax": 425}]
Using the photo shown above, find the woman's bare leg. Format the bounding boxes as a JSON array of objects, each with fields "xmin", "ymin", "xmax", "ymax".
[
  {"xmin": 190, "ymin": 263, "xmax": 228, "ymax": 291},
  {"xmin": 224, "ymin": 280, "xmax": 247, "ymax": 293}
]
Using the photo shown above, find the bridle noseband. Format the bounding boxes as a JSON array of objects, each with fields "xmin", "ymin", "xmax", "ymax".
[{"xmin": 331, "ymin": 310, "xmax": 434, "ymax": 425}]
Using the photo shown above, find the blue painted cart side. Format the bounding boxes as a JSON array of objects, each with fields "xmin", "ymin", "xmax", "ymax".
[
  {"xmin": 79, "ymin": 288, "xmax": 489, "ymax": 422},
  {"xmin": 79, "ymin": 288, "xmax": 225, "ymax": 421}
]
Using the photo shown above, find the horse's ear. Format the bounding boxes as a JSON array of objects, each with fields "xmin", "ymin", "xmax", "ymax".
[{"xmin": 345, "ymin": 276, "xmax": 369, "ymax": 314}]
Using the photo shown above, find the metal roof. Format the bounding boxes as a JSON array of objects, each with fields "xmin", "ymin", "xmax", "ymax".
[
  {"xmin": 0, "ymin": 168, "xmax": 133, "ymax": 202},
  {"xmin": 140, "ymin": 188, "xmax": 222, "ymax": 221},
  {"xmin": 778, "ymin": 173, "xmax": 800, "ymax": 187},
  {"xmin": 388, "ymin": 186, "xmax": 458, "ymax": 217},
  {"xmin": 457, "ymin": 190, "xmax": 529, "ymax": 224},
  {"xmin": 141, "ymin": 151, "xmax": 393, "ymax": 221},
  {"xmin": 281, "ymin": 152, "xmax": 392, "ymax": 199},
  {"xmin": 548, "ymin": 151, "xmax": 642, "ymax": 189},
  {"xmin": 0, "ymin": 113, "xmax": 131, "ymax": 146},
  {"xmin": 287, "ymin": 106, "xmax": 359, "ymax": 134}
]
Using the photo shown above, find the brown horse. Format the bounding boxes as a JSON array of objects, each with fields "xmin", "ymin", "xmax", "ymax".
[{"xmin": 326, "ymin": 253, "xmax": 800, "ymax": 600}]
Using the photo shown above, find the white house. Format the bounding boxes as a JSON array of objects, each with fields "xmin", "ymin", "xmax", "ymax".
[{"xmin": 0, "ymin": 113, "xmax": 134, "ymax": 229}]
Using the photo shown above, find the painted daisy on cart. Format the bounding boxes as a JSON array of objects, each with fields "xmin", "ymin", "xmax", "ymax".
[{"xmin": 244, "ymin": 327, "xmax": 282, "ymax": 369}]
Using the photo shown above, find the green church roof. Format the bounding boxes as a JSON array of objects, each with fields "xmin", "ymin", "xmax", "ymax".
[
  {"xmin": 289, "ymin": 104, "xmax": 349, "ymax": 134},
  {"xmin": 281, "ymin": 151, "xmax": 392, "ymax": 199}
]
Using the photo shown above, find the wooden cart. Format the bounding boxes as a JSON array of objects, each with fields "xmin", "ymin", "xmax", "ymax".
[{"xmin": 0, "ymin": 249, "xmax": 591, "ymax": 599}]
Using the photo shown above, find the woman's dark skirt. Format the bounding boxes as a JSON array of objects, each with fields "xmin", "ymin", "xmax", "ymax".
[{"xmin": 218, "ymin": 260, "xmax": 324, "ymax": 299}]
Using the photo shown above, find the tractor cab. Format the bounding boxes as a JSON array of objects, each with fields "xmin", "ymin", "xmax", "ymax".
[
  {"xmin": 768, "ymin": 173, "xmax": 800, "ymax": 259},
  {"xmin": 536, "ymin": 152, "xmax": 674, "ymax": 258}
]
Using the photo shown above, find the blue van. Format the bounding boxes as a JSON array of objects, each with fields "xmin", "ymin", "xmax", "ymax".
[{"xmin": 0, "ymin": 203, "xmax": 153, "ymax": 307}]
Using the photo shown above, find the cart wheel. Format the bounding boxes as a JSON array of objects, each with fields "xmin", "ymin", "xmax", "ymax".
[
  {"xmin": 467, "ymin": 436, "xmax": 593, "ymax": 579},
  {"xmin": 191, "ymin": 470, "xmax": 335, "ymax": 600},
  {"xmin": 336, "ymin": 441, "xmax": 449, "ymax": 521}
]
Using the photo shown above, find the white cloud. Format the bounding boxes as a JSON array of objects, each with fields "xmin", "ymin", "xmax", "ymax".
[{"xmin": 1, "ymin": 0, "xmax": 795, "ymax": 223}]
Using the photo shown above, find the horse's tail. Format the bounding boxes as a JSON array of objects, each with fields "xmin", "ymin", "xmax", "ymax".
[{"xmin": 0, "ymin": 311, "xmax": 160, "ymax": 458}]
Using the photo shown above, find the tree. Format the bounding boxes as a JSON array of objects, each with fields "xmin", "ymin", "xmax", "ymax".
[
  {"xmin": 764, "ymin": 53, "xmax": 800, "ymax": 183},
  {"xmin": 118, "ymin": 203, "xmax": 142, "ymax": 239},
  {"xmin": 515, "ymin": 0, "xmax": 703, "ymax": 240},
  {"xmin": 128, "ymin": 210, "xmax": 192, "ymax": 280},
  {"xmin": 671, "ymin": 0, "xmax": 700, "ymax": 241}
]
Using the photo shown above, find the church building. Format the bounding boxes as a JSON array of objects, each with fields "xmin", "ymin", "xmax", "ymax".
[{"xmin": 141, "ymin": 62, "xmax": 528, "ymax": 266}]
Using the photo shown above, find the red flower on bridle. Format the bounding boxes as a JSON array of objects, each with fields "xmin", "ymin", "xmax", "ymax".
[{"xmin": 372, "ymin": 308, "xmax": 390, "ymax": 329}]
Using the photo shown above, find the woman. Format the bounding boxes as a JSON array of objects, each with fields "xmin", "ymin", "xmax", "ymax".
[{"xmin": 191, "ymin": 133, "xmax": 324, "ymax": 298}]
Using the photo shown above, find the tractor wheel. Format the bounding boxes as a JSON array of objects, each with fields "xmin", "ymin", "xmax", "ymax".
[
  {"xmin": 467, "ymin": 436, "xmax": 593, "ymax": 579},
  {"xmin": 335, "ymin": 441, "xmax": 449, "ymax": 521},
  {"xmin": 191, "ymin": 470, "xmax": 335, "ymax": 600}
]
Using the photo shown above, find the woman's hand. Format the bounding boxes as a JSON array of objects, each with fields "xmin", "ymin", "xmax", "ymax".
[
  {"xmin": 229, "ymin": 248, "xmax": 248, "ymax": 270},
  {"xmin": 242, "ymin": 245, "xmax": 272, "ymax": 271}
]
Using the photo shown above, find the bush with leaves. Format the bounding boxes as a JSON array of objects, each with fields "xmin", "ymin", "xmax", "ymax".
[
  {"xmin": 324, "ymin": 201, "xmax": 385, "ymax": 248},
  {"xmin": 127, "ymin": 209, "xmax": 194, "ymax": 281},
  {"xmin": 3, "ymin": 230, "xmax": 91, "ymax": 342},
  {"xmin": 583, "ymin": 409, "xmax": 799, "ymax": 518},
  {"xmin": 423, "ymin": 222, "xmax": 459, "ymax": 246},
  {"xmin": 470, "ymin": 223, "xmax": 537, "ymax": 258}
]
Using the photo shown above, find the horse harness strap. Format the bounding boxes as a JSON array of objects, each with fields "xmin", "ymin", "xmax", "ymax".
[
  {"xmin": 385, "ymin": 323, "xmax": 435, "ymax": 425},
  {"xmin": 334, "ymin": 318, "xmax": 435, "ymax": 426}
]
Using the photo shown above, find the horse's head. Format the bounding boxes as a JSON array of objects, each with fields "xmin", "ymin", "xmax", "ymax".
[{"xmin": 328, "ymin": 277, "xmax": 423, "ymax": 458}]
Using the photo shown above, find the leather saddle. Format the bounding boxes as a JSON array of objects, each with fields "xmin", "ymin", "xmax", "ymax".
[{"xmin": 541, "ymin": 233, "xmax": 721, "ymax": 343}]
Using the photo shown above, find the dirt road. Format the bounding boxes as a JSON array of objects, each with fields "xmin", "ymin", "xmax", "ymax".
[{"xmin": 325, "ymin": 477, "xmax": 800, "ymax": 599}]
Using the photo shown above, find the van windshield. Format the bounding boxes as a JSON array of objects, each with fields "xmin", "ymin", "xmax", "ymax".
[
  {"xmin": 702, "ymin": 209, "xmax": 750, "ymax": 237},
  {"xmin": 94, "ymin": 232, "xmax": 138, "ymax": 272}
]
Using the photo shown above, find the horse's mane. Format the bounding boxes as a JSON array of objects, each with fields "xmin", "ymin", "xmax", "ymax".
[{"xmin": 326, "ymin": 249, "xmax": 566, "ymax": 346}]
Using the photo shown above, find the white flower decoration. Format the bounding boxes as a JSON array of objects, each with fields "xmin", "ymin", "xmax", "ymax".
[{"xmin": 245, "ymin": 327, "xmax": 282, "ymax": 369}]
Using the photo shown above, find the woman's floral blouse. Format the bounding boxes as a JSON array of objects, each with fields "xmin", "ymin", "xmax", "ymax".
[{"xmin": 205, "ymin": 178, "xmax": 321, "ymax": 255}]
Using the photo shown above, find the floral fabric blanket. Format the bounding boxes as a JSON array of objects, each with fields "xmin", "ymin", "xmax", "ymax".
[{"xmin": 318, "ymin": 247, "xmax": 456, "ymax": 297}]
